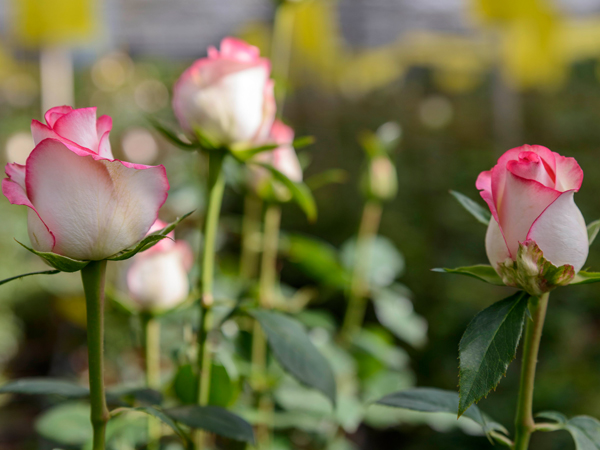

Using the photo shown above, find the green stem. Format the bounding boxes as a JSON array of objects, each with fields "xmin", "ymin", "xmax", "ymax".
[
  {"xmin": 240, "ymin": 194, "xmax": 263, "ymax": 280},
  {"xmin": 340, "ymin": 200, "xmax": 382, "ymax": 343},
  {"xmin": 513, "ymin": 293, "xmax": 549, "ymax": 450},
  {"xmin": 143, "ymin": 314, "xmax": 161, "ymax": 450},
  {"xmin": 195, "ymin": 151, "xmax": 226, "ymax": 450},
  {"xmin": 81, "ymin": 260, "xmax": 109, "ymax": 450},
  {"xmin": 252, "ymin": 203, "xmax": 281, "ymax": 448}
]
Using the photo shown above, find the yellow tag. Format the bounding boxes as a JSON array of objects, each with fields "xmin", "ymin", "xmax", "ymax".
[{"xmin": 11, "ymin": 0, "xmax": 96, "ymax": 47}]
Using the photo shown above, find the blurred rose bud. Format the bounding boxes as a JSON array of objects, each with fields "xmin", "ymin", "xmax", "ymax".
[
  {"xmin": 251, "ymin": 120, "xmax": 302, "ymax": 201},
  {"xmin": 477, "ymin": 145, "xmax": 588, "ymax": 295},
  {"xmin": 362, "ymin": 155, "xmax": 398, "ymax": 202},
  {"xmin": 127, "ymin": 220, "xmax": 192, "ymax": 312},
  {"xmin": 172, "ymin": 37, "xmax": 276, "ymax": 148},
  {"xmin": 2, "ymin": 107, "xmax": 169, "ymax": 261}
]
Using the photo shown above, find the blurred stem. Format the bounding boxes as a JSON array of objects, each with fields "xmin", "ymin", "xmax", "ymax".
[
  {"xmin": 81, "ymin": 260, "xmax": 109, "ymax": 450},
  {"xmin": 271, "ymin": 1, "xmax": 296, "ymax": 112},
  {"xmin": 195, "ymin": 151, "xmax": 226, "ymax": 450},
  {"xmin": 514, "ymin": 293, "xmax": 549, "ymax": 450},
  {"xmin": 252, "ymin": 203, "xmax": 281, "ymax": 448},
  {"xmin": 142, "ymin": 314, "xmax": 161, "ymax": 450},
  {"xmin": 340, "ymin": 200, "xmax": 382, "ymax": 344},
  {"xmin": 240, "ymin": 194, "xmax": 263, "ymax": 280}
]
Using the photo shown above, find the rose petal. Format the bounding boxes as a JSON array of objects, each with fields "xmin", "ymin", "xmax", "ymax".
[
  {"xmin": 485, "ymin": 217, "xmax": 511, "ymax": 268},
  {"xmin": 498, "ymin": 171, "xmax": 561, "ymax": 258},
  {"xmin": 53, "ymin": 107, "xmax": 99, "ymax": 152},
  {"xmin": 527, "ymin": 190, "xmax": 588, "ymax": 272},
  {"xmin": 26, "ymin": 139, "xmax": 169, "ymax": 261},
  {"xmin": 44, "ymin": 106, "xmax": 73, "ymax": 127}
]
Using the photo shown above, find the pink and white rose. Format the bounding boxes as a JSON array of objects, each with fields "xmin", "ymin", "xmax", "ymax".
[
  {"xmin": 477, "ymin": 145, "xmax": 588, "ymax": 280},
  {"xmin": 127, "ymin": 220, "xmax": 192, "ymax": 311},
  {"xmin": 2, "ymin": 106, "xmax": 170, "ymax": 261},
  {"xmin": 172, "ymin": 37, "xmax": 276, "ymax": 147}
]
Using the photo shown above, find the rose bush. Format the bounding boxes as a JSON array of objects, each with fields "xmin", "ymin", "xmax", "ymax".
[
  {"xmin": 127, "ymin": 220, "xmax": 192, "ymax": 311},
  {"xmin": 2, "ymin": 106, "xmax": 169, "ymax": 261},
  {"xmin": 477, "ymin": 144, "xmax": 588, "ymax": 293},
  {"xmin": 172, "ymin": 37, "xmax": 275, "ymax": 147}
]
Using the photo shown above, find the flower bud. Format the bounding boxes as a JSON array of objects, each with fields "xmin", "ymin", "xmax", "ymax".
[{"xmin": 362, "ymin": 155, "xmax": 398, "ymax": 202}]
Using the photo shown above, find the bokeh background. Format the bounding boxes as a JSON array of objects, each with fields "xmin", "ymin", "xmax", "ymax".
[{"xmin": 2, "ymin": 0, "xmax": 600, "ymax": 448}]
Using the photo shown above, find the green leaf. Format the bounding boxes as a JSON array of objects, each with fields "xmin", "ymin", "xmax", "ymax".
[
  {"xmin": 0, "ymin": 378, "xmax": 88, "ymax": 398},
  {"xmin": 376, "ymin": 388, "xmax": 506, "ymax": 436},
  {"xmin": 571, "ymin": 271, "xmax": 600, "ymax": 285},
  {"xmin": 285, "ymin": 234, "xmax": 350, "ymax": 289},
  {"xmin": 148, "ymin": 117, "xmax": 200, "ymax": 151},
  {"xmin": 0, "ymin": 269, "xmax": 60, "ymax": 286},
  {"xmin": 250, "ymin": 309, "xmax": 337, "ymax": 405},
  {"xmin": 251, "ymin": 162, "xmax": 317, "ymax": 222},
  {"xmin": 588, "ymin": 220, "xmax": 600, "ymax": 246},
  {"xmin": 432, "ymin": 265, "xmax": 505, "ymax": 286},
  {"xmin": 230, "ymin": 143, "xmax": 278, "ymax": 161},
  {"xmin": 372, "ymin": 285, "xmax": 428, "ymax": 348},
  {"xmin": 107, "ymin": 386, "xmax": 162, "ymax": 406},
  {"xmin": 537, "ymin": 412, "xmax": 600, "ymax": 450},
  {"xmin": 107, "ymin": 211, "xmax": 193, "ymax": 261},
  {"xmin": 305, "ymin": 169, "xmax": 348, "ymax": 191},
  {"xmin": 35, "ymin": 402, "xmax": 92, "ymax": 445},
  {"xmin": 341, "ymin": 236, "xmax": 405, "ymax": 288},
  {"xmin": 167, "ymin": 405, "xmax": 255, "ymax": 443},
  {"xmin": 128, "ymin": 406, "xmax": 188, "ymax": 441},
  {"xmin": 458, "ymin": 291, "xmax": 529, "ymax": 416},
  {"xmin": 450, "ymin": 190, "xmax": 491, "ymax": 225},
  {"xmin": 16, "ymin": 241, "xmax": 89, "ymax": 272}
]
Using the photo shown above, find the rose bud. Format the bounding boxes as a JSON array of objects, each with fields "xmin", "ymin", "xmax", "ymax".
[
  {"xmin": 2, "ymin": 107, "xmax": 169, "ymax": 261},
  {"xmin": 127, "ymin": 220, "xmax": 192, "ymax": 312},
  {"xmin": 251, "ymin": 120, "xmax": 302, "ymax": 200},
  {"xmin": 477, "ymin": 145, "xmax": 588, "ymax": 295},
  {"xmin": 363, "ymin": 155, "xmax": 398, "ymax": 202},
  {"xmin": 172, "ymin": 37, "xmax": 276, "ymax": 148}
]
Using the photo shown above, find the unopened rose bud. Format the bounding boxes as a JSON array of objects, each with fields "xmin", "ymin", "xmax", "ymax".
[
  {"xmin": 127, "ymin": 220, "xmax": 192, "ymax": 312},
  {"xmin": 172, "ymin": 37, "xmax": 276, "ymax": 148},
  {"xmin": 363, "ymin": 155, "xmax": 398, "ymax": 202}
]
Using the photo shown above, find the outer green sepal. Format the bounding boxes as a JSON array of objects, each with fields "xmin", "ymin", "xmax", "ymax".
[
  {"xmin": 432, "ymin": 265, "xmax": 505, "ymax": 286},
  {"xmin": 148, "ymin": 117, "xmax": 201, "ymax": 151},
  {"xmin": 570, "ymin": 271, "xmax": 600, "ymax": 285},
  {"xmin": 250, "ymin": 162, "xmax": 317, "ymax": 222},
  {"xmin": 0, "ymin": 269, "xmax": 61, "ymax": 286},
  {"xmin": 450, "ymin": 190, "xmax": 491, "ymax": 225},
  {"xmin": 106, "ymin": 211, "xmax": 193, "ymax": 261},
  {"xmin": 497, "ymin": 240, "xmax": 574, "ymax": 296},
  {"xmin": 16, "ymin": 240, "xmax": 89, "ymax": 272}
]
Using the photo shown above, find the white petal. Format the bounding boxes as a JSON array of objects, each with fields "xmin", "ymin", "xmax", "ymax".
[
  {"xmin": 527, "ymin": 191, "xmax": 588, "ymax": 272},
  {"xmin": 127, "ymin": 250, "xmax": 190, "ymax": 310},
  {"xmin": 26, "ymin": 140, "xmax": 168, "ymax": 260},
  {"xmin": 485, "ymin": 217, "xmax": 511, "ymax": 269}
]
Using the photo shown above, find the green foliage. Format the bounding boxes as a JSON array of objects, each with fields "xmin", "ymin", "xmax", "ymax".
[
  {"xmin": 167, "ymin": 405, "xmax": 255, "ymax": 443},
  {"xmin": 449, "ymin": 190, "xmax": 491, "ymax": 225},
  {"xmin": 372, "ymin": 285, "xmax": 428, "ymax": 348},
  {"xmin": 588, "ymin": 219, "xmax": 600, "ymax": 246},
  {"xmin": 571, "ymin": 271, "xmax": 600, "ymax": 285},
  {"xmin": 107, "ymin": 211, "xmax": 193, "ymax": 261},
  {"xmin": 35, "ymin": 402, "xmax": 92, "ymax": 446},
  {"xmin": 0, "ymin": 269, "xmax": 60, "ymax": 287},
  {"xmin": 285, "ymin": 234, "xmax": 350, "ymax": 289},
  {"xmin": 251, "ymin": 162, "xmax": 317, "ymax": 221},
  {"xmin": 0, "ymin": 378, "xmax": 88, "ymax": 398},
  {"xmin": 432, "ymin": 265, "xmax": 505, "ymax": 286},
  {"xmin": 458, "ymin": 292, "xmax": 529, "ymax": 416},
  {"xmin": 15, "ymin": 241, "xmax": 89, "ymax": 272},
  {"xmin": 250, "ymin": 309, "xmax": 337, "ymax": 405},
  {"xmin": 376, "ymin": 388, "xmax": 507, "ymax": 437},
  {"xmin": 537, "ymin": 411, "xmax": 600, "ymax": 449},
  {"xmin": 148, "ymin": 117, "xmax": 201, "ymax": 151}
]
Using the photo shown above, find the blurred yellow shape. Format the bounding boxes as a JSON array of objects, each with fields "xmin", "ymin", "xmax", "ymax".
[
  {"xmin": 54, "ymin": 296, "xmax": 88, "ymax": 329},
  {"xmin": 11, "ymin": 0, "xmax": 96, "ymax": 47}
]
